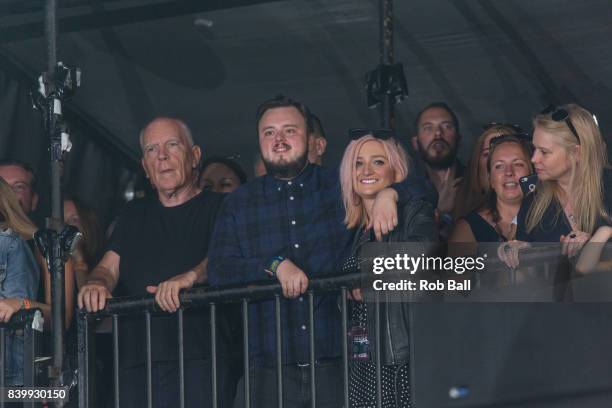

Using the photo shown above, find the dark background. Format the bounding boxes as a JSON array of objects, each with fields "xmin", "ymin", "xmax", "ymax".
[{"xmin": 1, "ymin": 0, "xmax": 611, "ymax": 227}]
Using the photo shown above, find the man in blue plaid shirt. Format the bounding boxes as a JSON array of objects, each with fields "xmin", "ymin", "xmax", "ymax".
[{"xmin": 208, "ymin": 95, "xmax": 433, "ymax": 407}]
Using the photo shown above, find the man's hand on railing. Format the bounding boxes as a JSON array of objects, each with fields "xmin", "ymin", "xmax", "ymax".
[
  {"xmin": 146, "ymin": 270, "xmax": 198, "ymax": 313},
  {"xmin": 276, "ymin": 259, "xmax": 309, "ymax": 299},
  {"xmin": 0, "ymin": 298, "xmax": 21, "ymax": 322},
  {"xmin": 78, "ymin": 281, "xmax": 113, "ymax": 312}
]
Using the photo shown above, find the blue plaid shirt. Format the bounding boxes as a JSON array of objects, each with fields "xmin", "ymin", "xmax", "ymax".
[{"xmin": 208, "ymin": 163, "xmax": 434, "ymax": 366}]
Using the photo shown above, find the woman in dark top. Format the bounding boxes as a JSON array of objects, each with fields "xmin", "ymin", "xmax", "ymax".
[
  {"xmin": 340, "ymin": 130, "xmax": 437, "ymax": 408},
  {"xmin": 454, "ymin": 123, "xmax": 523, "ymax": 219},
  {"xmin": 501, "ymin": 104, "xmax": 609, "ymax": 269},
  {"xmin": 449, "ymin": 134, "xmax": 533, "ymax": 248}
]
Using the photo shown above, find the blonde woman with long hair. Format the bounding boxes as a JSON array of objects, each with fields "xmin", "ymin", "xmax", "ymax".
[
  {"xmin": 501, "ymin": 104, "xmax": 610, "ymax": 267},
  {"xmin": 0, "ymin": 177, "xmax": 75, "ymax": 328},
  {"xmin": 0, "ymin": 178, "xmax": 40, "ymax": 384}
]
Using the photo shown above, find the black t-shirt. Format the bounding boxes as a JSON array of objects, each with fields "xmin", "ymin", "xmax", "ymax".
[{"xmin": 108, "ymin": 190, "xmax": 224, "ymax": 368}]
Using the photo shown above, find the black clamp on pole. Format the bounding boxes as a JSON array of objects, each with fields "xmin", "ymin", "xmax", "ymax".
[{"xmin": 365, "ymin": 63, "xmax": 409, "ymax": 109}]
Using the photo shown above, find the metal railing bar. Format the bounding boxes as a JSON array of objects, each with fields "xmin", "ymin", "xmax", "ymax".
[
  {"xmin": 91, "ymin": 273, "xmax": 363, "ymax": 317},
  {"xmin": 113, "ymin": 314, "xmax": 120, "ymax": 408},
  {"xmin": 145, "ymin": 311, "xmax": 152, "ymax": 408},
  {"xmin": 84, "ymin": 246, "xmax": 577, "ymax": 318},
  {"xmin": 275, "ymin": 294, "xmax": 283, "ymax": 408},
  {"xmin": 211, "ymin": 303, "xmax": 218, "ymax": 408},
  {"xmin": 375, "ymin": 291, "xmax": 382, "ymax": 408},
  {"xmin": 77, "ymin": 311, "xmax": 89, "ymax": 408},
  {"xmin": 178, "ymin": 309, "xmax": 185, "ymax": 408},
  {"xmin": 1, "ymin": 326, "xmax": 5, "ymax": 408},
  {"xmin": 23, "ymin": 322, "xmax": 35, "ymax": 408},
  {"xmin": 308, "ymin": 291, "xmax": 316, "ymax": 408},
  {"xmin": 242, "ymin": 298, "xmax": 250, "ymax": 408},
  {"xmin": 341, "ymin": 287, "xmax": 349, "ymax": 408}
]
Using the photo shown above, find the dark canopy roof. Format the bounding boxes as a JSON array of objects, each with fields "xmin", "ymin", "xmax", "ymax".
[{"xmin": 1, "ymin": 0, "xmax": 611, "ymax": 221}]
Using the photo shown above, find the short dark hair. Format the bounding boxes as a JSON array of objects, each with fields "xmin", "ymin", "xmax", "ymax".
[
  {"xmin": 200, "ymin": 156, "xmax": 247, "ymax": 185},
  {"xmin": 414, "ymin": 102, "xmax": 460, "ymax": 134},
  {"xmin": 310, "ymin": 113, "xmax": 326, "ymax": 139},
  {"xmin": 255, "ymin": 95, "xmax": 313, "ymax": 135},
  {"xmin": 0, "ymin": 158, "xmax": 37, "ymax": 189}
]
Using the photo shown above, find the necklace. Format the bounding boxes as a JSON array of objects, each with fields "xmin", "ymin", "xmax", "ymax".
[{"xmin": 562, "ymin": 200, "xmax": 577, "ymax": 229}]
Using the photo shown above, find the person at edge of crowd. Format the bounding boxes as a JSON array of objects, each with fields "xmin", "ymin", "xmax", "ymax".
[
  {"xmin": 339, "ymin": 130, "xmax": 437, "ymax": 408},
  {"xmin": 64, "ymin": 197, "xmax": 104, "ymax": 288},
  {"xmin": 198, "ymin": 155, "xmax": 248, "ymax": 406},
  {"xmin": 453, "ymin": 123, "xmax": 524, "ymax": 220},
  {"xmin": 0, "ymin": 178, "xmax": 40, "ymax": 386},
  {"xmin": 449, "ymin": 134, "xmax": 534, "ymax": 249},
  {"xmin": 207, "ymin": 95, "xmax": 434, "ymax": 408},
  {"xmin": 308, "ymin": 113, "xmax": 328, "ymax": 165},
  {"xmin": 199, "ymin": 156, "xmax": 248, "ymax": 193},
  {"xmin": 0, "ymin": 159, "xmax": 39, "ymax": 216},
  {"xmin": 0, "ymin": 162, "xmax": 76, "ymax": 330},
  {"xmin": 411, "ymin": 102, "xmax": 465, "ymax": 238},
  {"xmin": 64, "ymin": 195, "xmax": 112, "ymax": 406},
  {"xmin": 77, "ymin": 117, "xmax": 233, "ymax": 407},
  {"xmin": 499, "ymin": 104, "xmax": 612, "ymax": 271},
  {"xmin": 251, "ymin": 111, "xmax": 328, "ymax": 178}
]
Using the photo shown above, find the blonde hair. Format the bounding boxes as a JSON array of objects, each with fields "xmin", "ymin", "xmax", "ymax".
[
  {"xmin": 0, "ymin": 178, "xmax": 37, "ymax": 239},
  {"xmin": 340, "ymin": 136, "xmax": 410, "ymax": 229},
  {"xmin": 526, "ymin": 104, "xmax": 608, "ymax": 234}
]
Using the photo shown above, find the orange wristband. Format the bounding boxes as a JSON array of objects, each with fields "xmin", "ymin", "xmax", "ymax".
[{"xmin": 22, "ymin": 298, "xmax": 31, "ymax": 310}]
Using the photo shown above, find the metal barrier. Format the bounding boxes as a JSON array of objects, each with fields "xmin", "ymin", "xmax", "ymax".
[
  {"xmin": 76, "ymin": 245, "xmax": 605, "ymax": 407},
  {"xmin": 77, "ymin": 273, "xmax": 362, "ymax": 408},
  {"xmin": 0, "ymin": 308, "xmax": 44, "ymax": 408}
]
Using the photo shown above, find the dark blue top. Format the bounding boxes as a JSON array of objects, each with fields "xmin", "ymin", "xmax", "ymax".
[{"xmin": 207, "ymin": 163, "xmax": 433, "ymax": 365}]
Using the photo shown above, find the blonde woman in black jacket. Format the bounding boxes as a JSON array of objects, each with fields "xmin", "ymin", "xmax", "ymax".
[{"xmin": 340, "ymin": 129, "xmax": 437, "ymax": 408}]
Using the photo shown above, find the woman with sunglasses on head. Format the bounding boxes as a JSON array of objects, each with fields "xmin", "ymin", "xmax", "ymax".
[
  {"xmin": 449, "ymin": 134, "xmax": 533, "ymax": 248},
  {"xmin": 501, "ymin": 104, "xmax": 611, "ymax": 269},
  {"xmin": 340, "ymin": 129, "xmax": 437, "ymax": 408},
  {"xmin": 454, "ymin": 124, "xmax": 525, "ymax": 219}
]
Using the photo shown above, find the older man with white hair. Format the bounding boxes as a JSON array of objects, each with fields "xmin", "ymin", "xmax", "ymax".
[{"xmin": 78, "ymin": 117, "xmax": 232, "ymax": 407}]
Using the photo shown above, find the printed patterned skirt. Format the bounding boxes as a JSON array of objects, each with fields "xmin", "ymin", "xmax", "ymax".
[
  {"xmin": 349, "ymin": 302, "xmax": 411, "ymax": 408},
  {"xmin": 349, "ymin": 361, "xmax": 411, "ymax": 408}
]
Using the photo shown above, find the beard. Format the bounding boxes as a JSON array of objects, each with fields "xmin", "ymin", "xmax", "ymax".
[
  {"xmin": 262, "ymin": 148, "xmax": 309, "ymax": 180},
  {"xmin": 417, "ymin": 138, "xmax": 458, "ymax": 170}
]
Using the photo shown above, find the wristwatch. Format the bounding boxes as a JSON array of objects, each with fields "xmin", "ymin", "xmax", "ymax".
[{"xmin": 265, "ymin": 255, "xmax": 286, "ymax": 278}]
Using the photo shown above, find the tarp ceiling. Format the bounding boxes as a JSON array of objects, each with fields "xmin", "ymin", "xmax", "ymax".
[{"xmin": 0, "ymin": 0, "xmax": 611, "ymax": 220}]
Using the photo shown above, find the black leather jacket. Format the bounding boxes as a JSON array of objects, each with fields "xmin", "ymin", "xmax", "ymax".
[{"xmin": 351, "ymin": 199, "xmax": 438, "ymax": 365}]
